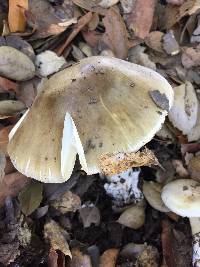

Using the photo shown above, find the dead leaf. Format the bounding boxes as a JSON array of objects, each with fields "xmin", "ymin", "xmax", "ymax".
[
  {"xmin": 149, "ymin": 90, "xmax": 170, "ymax": 111},
  {"xmin": 162, "ymin": 30, "xmax": 180, "ymax": 56},
  {"xmin": 79, "ymin": 203, "xmax": 101, "ymax": 227},
  {"xmin": 171, "ymin": 159, "xmax": 188, "ymax": 177},
  {"xmin": 98, "ymin": 0, "xmax": 119, "ymax": 8},
  {"xmin": 99, "ymin": 249, "xmax": 119, "ymax": 267},
  {"xmin": 120, "ymin": 0, "xmax": 135, "ymax": 13},
  {"xmin": 8, "ymin": 0, "xmax": 28, "ymax": 32},
  {"xmin": 102, "ymin": 7, "xmax": 128, "ymax": 59},
  {"xmin": 118, "ymin": 205, "xmax": 145, "ymax": 229},
  {"xmin": 88, "ymin": 13, "xmax": 99, "ymax": 31},
  {"xmin": 18, "ymin": 78, "xmax": 38, "ymax": 108},
  {"xmin": 0, "ymin": 76, "xmax": 19, "ymax": 94},
  {"xmin": 188, "ymin": 155, "xmax": 200, "ymax": 182},
  {"xmin": 128, "ymin": 45, "xmax": 156, "ymax": 70},
  {"xmin": 44, "ymin": 219, "xmax": 72, "ymax": 258},
  {"xmin": 127, "ymin": 0, "xmax": 156, "ymax": 39},
  {"xmin": 0, "ymin": 100, "xmax": 26, "ymax": 119},
  {"xmin": 145, "ymin": 31, "xmax": 164, "ymax": 53},
  {"xmin": 161, "ymin": 220, "xmax": 176, "ymax": 267},
  {"xmin": 0, "ymin": 46, "xmax": 35, "ymax": 81},
  {"xmin": 0, "ymin": 171, "xmax": 30, "ymax": 206},
  {"xmin": 0, "ymin": 242, "xmax": 20, "ymax": 265},
  {"xmin": 181, "ymin": 46, "xmax": 200, "ymax": 69},
  {"xmin": 72, "ymin": 0, "xmax": 107, "ymax": 15},
  {"xmin": 100, "ymin": 148, "xmax": 159, "ymax": 175},
  {"xmin": 136, "ymin": 245, "xmax": 159, "ymax": 267},
  {"xmin": 56, "ymin": 12, "xmax": 93, "ymax": 56},
  {"xmin": 48, "ymin": 248, "xmax": 58, "ymax": 267},
  {"xmin": 0, "ymin": 151, "xmax": 6, "ymax": 182},
  {"xmin": 0, "ymin": 125, "xmax": 13, "ymax": 153},
  {"xmin": 50, "ymin": 191, "xmax": 81, "ymax": 214},
  {"xmin": 29, "ymin": 0, "xmax": 76, "ymax": 39},
  {"xmin": 70, "ymin": 248, "xmax": 92, "ymax": 267},
  {"xmin": 166, "ymin": 0, "xmax": 185, "ymax": 5},
  {"xmin": 82, "ymin": 30, "xmax": 102, "ymax": 47},
  {"xmin": 18, "ymin": 181, "xmax": 43, "ymax": 216}
]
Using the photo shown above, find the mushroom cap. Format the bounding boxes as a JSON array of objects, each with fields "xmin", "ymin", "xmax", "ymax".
[
  {"xmin": 161, "ymin": 179, "xmax": 200, "ymax": 217},
  {"xmin": 8, "ymin": 56, "xmax": 173, "ymax": 183}
]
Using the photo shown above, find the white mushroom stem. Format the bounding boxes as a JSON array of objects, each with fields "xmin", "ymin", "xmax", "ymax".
[
  {"xmin": 190, "ymin": 217, "xmax": 200, "ymax": 267},
  {"xmin": 104, "ymin": 168, "xmax": 143, "ymax": 207}
]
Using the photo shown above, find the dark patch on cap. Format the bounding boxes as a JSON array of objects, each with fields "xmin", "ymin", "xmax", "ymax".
[
  {"xmin": 183, "ymin": 186, "xmax": 188, "ymax": 191},
  {"xmin": 149, "ymin": 90, "xmax": 169, "ymax": 111}
]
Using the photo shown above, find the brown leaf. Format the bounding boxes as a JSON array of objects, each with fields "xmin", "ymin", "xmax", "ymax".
[
  {"xmin": 79, "ymin": 204, "xmax": 101, "ymax": 228},
  {"xmin": 0, "ymin": 151, "xmax": 6, "ymax": 182},
  {"xmin": 166, "ymin": 0, "xmax": 185, "ymax": 5},
  {"xmin": 0, "ymin": 242, "xmax": 20, "ymax": 265},
  {"xmin": 0, "ymin": 125, "xmax": 14, "ymax": 153},
  {"xmin": 8, "ymin": 0, "xmax": 28, "ymax": 32},
  {"xmin": 99, "ymin": 249, "xmax": 119, "ymax": 267},
  {"xmin": 48, "ymin": 248, "xmax": 58, "ymax": 267},
  {"xmin": 161, "ymin": 220, "xmax": 176, "ymax": 267},
  {"xmin": 44, "ymin": 219, "xmax": 72, "ymax": 258},
  {"xmin": 145, "ymin": 31, "xmax": 164, "ymax": 53},
  {"xmin": 0, "ymin": 171, "xmax": 30, "ymax": 206},
  {"xmin": 70, "ymin": 248, "xmax": 92, "ymax": 267},
  {"xmin": 82, "ymin": 30, "xmax": 102, "ymax": 47},
  {"xmin": 100, "ymin": 148, "xmax": 159, "ymax": 176},
  {"xmin": 181, "ymin": 46, "xmax": 200, "ymax": 69},
  {"xmin": 118, "ymin": 205, "xmax": 145, "ymax": 229},
  {"xmin": 0, "ymin": 76, "xmax": 19, "ymax": 94},
  {"xmin": 102, "ymin": 7, "xmax": 128, "ymax": 59},
  {"xmin": 72, "ymin": 0, "xmax": 107, "ymax": 15},
  {"xmin": 0, "ymin": 100, "xmax": 26, "ymax": 119},
  {"xmin": 18, "ymin": 78, "xmax": 38, "ymax": 108},
  {"xmin": 50, "ymin": 191, "xmax": 81, "ymax": 214},
  {"xmin": 127, "ymin": 0, "xmax": 156, "ymax": 39},
  {"xmin": 56, "ymin": 12, "xmax": 93, "ymax": 56},
  {"xmin": 136, "ymin": 245, "xmax": 159, "ymax": 267}
]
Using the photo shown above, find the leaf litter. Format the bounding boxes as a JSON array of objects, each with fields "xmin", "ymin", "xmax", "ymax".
[{"xmin": 0, "ymin": 0, "xmax": 199, "ymax": 266}]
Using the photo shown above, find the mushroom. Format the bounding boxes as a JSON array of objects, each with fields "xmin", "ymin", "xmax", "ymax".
[
  {"xmin": 161, "ymin": 179, "xmax": 200, "ymax": 266},
  {"xmin": 8, "ymin": 56, "xmax": 173, "ymax": 183}
]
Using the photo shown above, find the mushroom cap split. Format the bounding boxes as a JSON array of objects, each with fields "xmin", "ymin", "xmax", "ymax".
[
  {"xmin": 161, "ymin": 179, "xmax": 200, "ymax": 217},
  {"xmin": 8, "ymin": 56, "xmax": 173, "ymax": 183}
]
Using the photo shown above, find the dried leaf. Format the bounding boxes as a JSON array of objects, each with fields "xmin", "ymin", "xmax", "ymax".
[
  {"xmin": 145, "ymin": 31, "xmax": 164, "ymax": 53},
  {"xmin": 161, "ymin": 220, "xmax": 176, "ymax": 267},
  {"xmin": 70, "ymin": 248, "xmax": 92, "ymax": 267},
  {"xmin": 188, "ymin": 155, "xmax": 200, "ymax": 182},
  {"xmin": 0, "ymin": 151, "xmax": 6, "ymax": 182},
  {"xmin": 142, "ymin": 181, "xmax": 170, "ymax": 212},
  {"xmin": 127, "ymin": 0, "xmax": 156, "ymax": 39},
  {"xmin": 18, "ymin": 78, "xmax": 39, "ymax": 108},
  {"xmin": 162, "ymin": 30, "xmax": 180, "ymax": 56},
  {"xmin": 50, "ymin": 191, "xmax": 81, "ymax": 214},
  {"xmin": 149, "ymin": 90, "xmax": 170, "ymax": 111},
  {"xmin": 8, "ymin": 0, "xmax": 28, "ymax": 32},
  {"xmin": 98, "ymin": 0, "xmax": 119, "ymax": 8},
  {"xmin": 82, "ymin": 30, "xmax": 102, "ymax": 47},
  {"xmin": 48, "ymin": 248, "xmax": 58, "ymax": 267},
  {"xmin": 128, "ymin": 45, "xmax": 156, "ymax": 70},
  {"xmin": 44, "ymin": 219, "xmax": 72, "ymax": 258},
  {"xmin": 0, "ymin": 242, "xmax": 20, "ymax": 265},
  {"xmin": 0, "ymin": 125, "xmax": 13, "ymax": 152},
  {"xmin": 0, "ymin": 171, "xmax": 30, "ymax": 206},
  {"xmin": 118, "ymin": 205, "xmax": 145, "ymax": 229},
  {"xmin": 18, "ymin": 181, "xmax": 43, "ymax": 215},
  {"xmin": 100, "ymin": 148, "xmax": 159, "ymax": 176},
  {"xmin": 79, "ymin": 204, "xmax": 101, "ymax": 228},
  {"xmin": 56, "ymin": 12, "xmax": 93, "ymax": 56},
  {"xmin": 166, "ymin": 0, "xmax": 185, "ymax": 5},
  {"xmin": 102, "ymin": 7, "xmax": 128, "ymax": 59},
  {"xmin": 0, "ymin": 46, "xmax": 35, "ymax": 81},
  {"xmin": 0, "ymin": 76, "xmax": 19, "ymax": 94},
  {"xmin": 136, "ymin": 245, "xmax": 159, "ymax": 267},
  {"xmin": 29, "ymin": 0, "xmax": 75, "ymax": 39},
  {"xmin": 0, "ymin": 100, "xmax": 26, "ymax": 119},
  {"xmin": 120, "ymin": 0, "xmax": 135, "ymax": 13},
  {"xmin": 99, "ymin": 249, "xmax": 119, "ymax": 267},
  {"xmin": 72, "ymin": 0, "xmax": 107, "ymax": 15},
  {"xmin": 181, "ymin": 46, "xmax": 200, "ymax": 69}
]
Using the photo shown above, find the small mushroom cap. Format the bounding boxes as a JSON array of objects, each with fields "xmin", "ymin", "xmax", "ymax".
[
  {"xmin": 8, "ymin": 56, "xmax": 173, "ymax": 183},
  {"xmin": 161, "ymin": 179, "xmax": 200, "ymax": 217}
]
